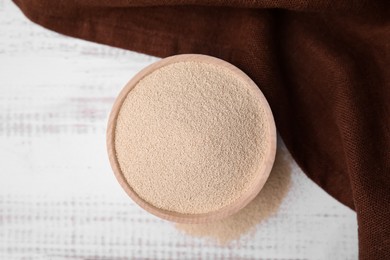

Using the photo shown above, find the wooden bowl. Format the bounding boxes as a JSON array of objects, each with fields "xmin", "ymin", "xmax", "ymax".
[{"xmin": 106, "ymin": 54, "xmax": 276, "ymax": 224}]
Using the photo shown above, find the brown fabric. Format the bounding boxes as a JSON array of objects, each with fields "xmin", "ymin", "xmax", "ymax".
[{"xmin": 12, "ymin": 0, "xmax": 390, "ymax": 258}]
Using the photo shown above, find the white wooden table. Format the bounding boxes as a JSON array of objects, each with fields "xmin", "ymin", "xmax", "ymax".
[{"xmin": 0, "ymin": 1, "xmax": 358, "ymax": 259}]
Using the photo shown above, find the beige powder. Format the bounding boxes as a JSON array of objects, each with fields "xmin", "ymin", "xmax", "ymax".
[
  {"xmin": 176, "ymin": 145, "xmax": 292, "ymax": 244},
  {"xmin": 115, "ymin": 61, "xmax": 269, "ymax": 214}
]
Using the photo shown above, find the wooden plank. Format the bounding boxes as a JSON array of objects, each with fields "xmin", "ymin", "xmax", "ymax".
[{"xmin": 0, "ymin": 1, "xmax": 358, "ymax": 259}]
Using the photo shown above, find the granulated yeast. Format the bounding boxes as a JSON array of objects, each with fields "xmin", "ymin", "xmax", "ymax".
[
  {"xmin": 115, "ymin": 61, "xmax": 269, "ymax": 214},
  {"xmin": 176, "ymin": 145, "xmax": 292, "ymax": 244}
]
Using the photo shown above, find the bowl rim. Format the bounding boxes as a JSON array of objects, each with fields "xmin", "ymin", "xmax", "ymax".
[{"xmin": 106, "ymin": 54, "xmax": 277, "ymax": 224}]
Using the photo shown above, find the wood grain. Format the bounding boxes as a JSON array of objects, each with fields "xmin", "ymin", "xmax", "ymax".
[{"xmin": 0, "ymin": 1, "xmax": 358, "ymax": 259}]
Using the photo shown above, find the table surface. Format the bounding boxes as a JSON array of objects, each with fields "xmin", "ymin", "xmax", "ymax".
[{"xmin": 0, "ymin": 1, "xmax": 358, "ymax": 259}]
